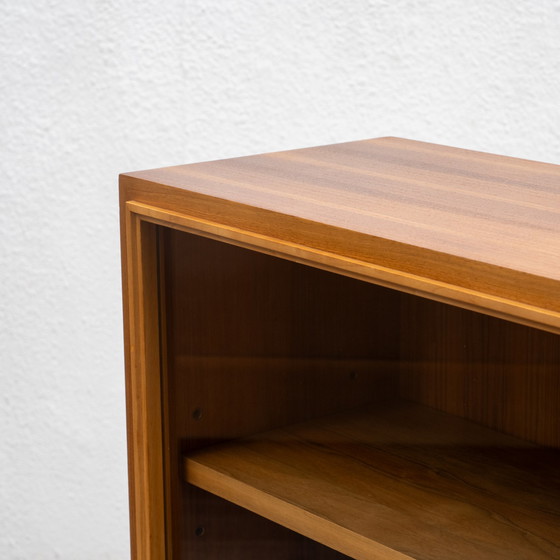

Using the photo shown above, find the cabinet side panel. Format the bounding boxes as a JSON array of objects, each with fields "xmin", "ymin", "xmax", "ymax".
[
  {"xmin": 121, "ymin": 212, "xmax": 166, "ymax": 559},
  {"xmin": 161, "ymin": 228, "xmax": 401, "ymax": 559},
  {"xmin": 400, "ymin": 294, "xmax": 560, "ymax": 447}
]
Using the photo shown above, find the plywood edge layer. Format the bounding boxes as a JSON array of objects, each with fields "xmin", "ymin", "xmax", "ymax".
[{"xmin": 126, "ymin": 201, "xmax": 560, "ymax": 335}]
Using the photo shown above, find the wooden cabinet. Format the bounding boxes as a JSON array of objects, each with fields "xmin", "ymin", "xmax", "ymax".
[{"xmin": 120, "ymin": 137, "xmax": 560, "ymax": 559}]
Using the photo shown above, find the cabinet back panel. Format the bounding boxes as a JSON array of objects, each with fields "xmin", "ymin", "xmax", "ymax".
[{"xmin": 400, "ymin": 294, "xmax": 560, "ymax": 447}]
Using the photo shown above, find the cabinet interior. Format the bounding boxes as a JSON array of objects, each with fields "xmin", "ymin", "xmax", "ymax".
[{"xmin": 159, "ymin": 226, "xmax": 560, "ymax": 560}]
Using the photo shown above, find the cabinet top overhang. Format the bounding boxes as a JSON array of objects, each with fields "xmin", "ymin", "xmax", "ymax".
[{"xmin": 120, "ymin": 137, "xmax": 560, "ymax": 326}]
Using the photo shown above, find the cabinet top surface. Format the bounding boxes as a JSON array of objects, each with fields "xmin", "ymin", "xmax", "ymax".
[{"xmin": 123, "ymin": 137, "xmax": 560, "ymax": 284}]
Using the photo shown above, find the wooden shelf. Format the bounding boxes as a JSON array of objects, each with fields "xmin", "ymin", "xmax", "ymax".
[{"xmin": 184, "ymin": 400, "xmax": 560, "ymax": 560}]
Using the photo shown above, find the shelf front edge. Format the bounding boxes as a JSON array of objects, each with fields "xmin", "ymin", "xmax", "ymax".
[
  {"xmin": 185, "ymin": 457, "xmax": 413, "ymax": 560},
  {"xmin": 125, "ymin": 200, "xmax": 560, "ymax": 335}
]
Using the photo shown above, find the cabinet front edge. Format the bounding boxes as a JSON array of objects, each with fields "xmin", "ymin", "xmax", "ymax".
[{"xmin": 125, "ymin": 201, "xmax": 560, "ymax": 336}]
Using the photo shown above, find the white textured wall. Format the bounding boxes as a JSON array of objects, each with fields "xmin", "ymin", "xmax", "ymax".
[{"xmin": 1, "ymin": 1, "xmax": 559, "ymax": 558}]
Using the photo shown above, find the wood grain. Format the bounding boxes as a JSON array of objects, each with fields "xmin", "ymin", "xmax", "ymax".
[
  {"xmin": 185, "ymin": 400, "xmax": 560, "ymax": 560},
  {"xmin": 120, "ymin": 138, "xmax": 560, "ymax": 559},
  {"xmin": 127, "ymin": 200, "xmax": 560, "ymax": 334},
  {"xmin": 400, "ymin": 294, "xmax": 560, "ymax": 447},
  {"xmin": 183, "ymin": 486, "xmax": 351, "ymax": 560},
  {"xmin": 119, "ymin": 210, "xmax": 166, "ymax": 559},
  {"xmin": 121, "ymin": 137, "xmax": 560, "ymax": 327},
  {"xmin": 161, "ymin": 228, "xmax": 400, "ymax": 559}
]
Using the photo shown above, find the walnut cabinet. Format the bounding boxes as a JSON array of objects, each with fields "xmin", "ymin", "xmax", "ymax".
[{"xmin": 120, "ymin": 137, "xmax": 560, "ymax": 559}]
